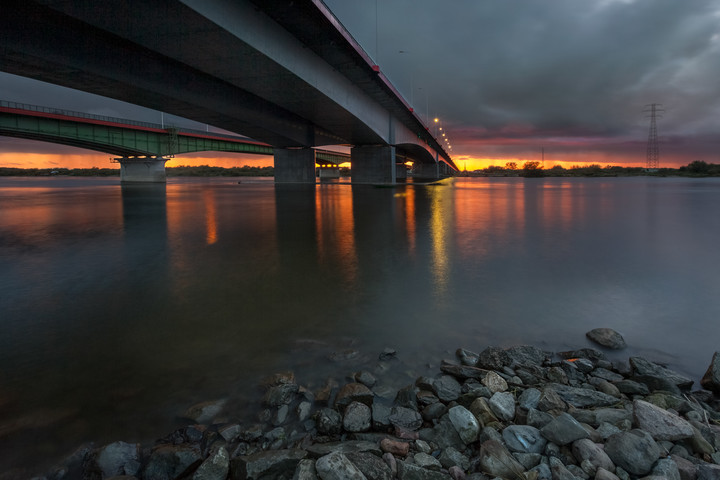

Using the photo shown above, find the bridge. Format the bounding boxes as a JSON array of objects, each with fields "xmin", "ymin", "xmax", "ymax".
[
  {"xmin": 0, "ymin": 0, "xmax": 456, "ymax": 183},
  {"xmin": 0, "ymin": 100, "xmax": 349, "ymax": 181}
]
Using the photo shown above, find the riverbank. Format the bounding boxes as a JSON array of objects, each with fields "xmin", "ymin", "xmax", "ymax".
[{"xmin": 25, "ymin": 330, "xmax": 720, "ymax": 480}]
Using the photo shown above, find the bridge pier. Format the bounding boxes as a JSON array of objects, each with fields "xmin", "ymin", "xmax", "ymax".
[
  {"xmin": 274, "ymin": 148, "xmax": 316, "ymax": 183},
  {"xmin": 317, "ymin": 165, "xmax": 340, "ymax": 180},
  {"xmin": 414, "ymin": 162, "xmax": 440, "ymax": 180},
  {"xmin": 351, "ymin": 145, "xmax": 396, "ymax": 184},
  {"xmin": 396, "ymin": 164, "xmax": 408, "ymax": 180},
  {"xmin": 114, "ymin": 156, "xmax": 168, "ymax": 183}
]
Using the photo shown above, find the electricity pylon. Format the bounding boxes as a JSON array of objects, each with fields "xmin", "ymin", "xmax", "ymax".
[{"xmin": 644, "ymin": 104, "xmax": 664, "ymax": 169}]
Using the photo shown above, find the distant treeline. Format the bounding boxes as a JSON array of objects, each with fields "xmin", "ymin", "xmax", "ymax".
[
  {"xmin": 2, "ymin": 161, "xmax": 720, "ymax": 178},
  {"xmin": 465, "ymin": 160, "xmax": 720, "ymax": 177},
  {"xmin": 0, "ymin": 165, "xmax": 274, "ymax": 177}
]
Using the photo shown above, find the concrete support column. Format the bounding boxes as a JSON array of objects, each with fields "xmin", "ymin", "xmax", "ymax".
[
  {"xmin": 274, "ymin": 148, "xmax": 316, "ymax": 183},
  {"xmin": 415, "ymin": 162, "xmax": 440, "ymax": 180},
  {"xmin": 351, "ymin": 145, "xmax": 396, "ymax": 184},
  {"xmin": 115, "ymin": 156, "xmax": 167, "ymax": 183},
  {"xmin": 318, "ymin": 166, "xmax": 340, "ymax": 180},
  {"xmin": 396, "ymin": 164, "xmax": 407, "ymax": 180}
]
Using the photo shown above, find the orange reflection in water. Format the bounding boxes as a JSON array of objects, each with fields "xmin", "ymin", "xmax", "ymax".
[
  {"xmin": 315, "ymin": 186, "xmax": 358, "ymax": 286},
  {"xmin": 203, "ymin": 189, "xmax": 218, "ymax": 245},
  {"xmin": 428, "ymin": 184, "xmax": 452, "ymax": 298}
]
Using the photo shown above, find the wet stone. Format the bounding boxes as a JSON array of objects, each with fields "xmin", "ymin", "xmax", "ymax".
[
  {"xmin": 488, "ymin": 391, "xmax": 515, "ymax": 422},
  {"xmin": 389, "ymin": 406, "xmax": 423, "ymax": 431},
  {"xmin": 447, "ymin": 405, "xmax": 480, "ymax": 444},
  {"xmin": 586, "ymin": 328, "xmax": 627, "ymax": 350},
  {"xmin": 518, "ymin": 387, "xmax": 541, "ymax": 410},
  {"xmin": 502, "ymin": 425, "xmax": 547, "ymax": 454},
  {"xmin": 701, "ymin": 351, "xmax": 720, "ymax": 394},
  {"xmin": 346, "ymin": 452, "xmax": 392, "ymax": 480},
  {"xmin": 604, "ymin": 429, "xmax": 662, "ymax": 476},
  {"xmin": 335, "ymin": 383, "xmax": 374, "ymax": 409},
  {"xmin": 633, "ymin": 399, "xmax": 694, "ymax": 441},
  {"xmin": 539, "ymin": 412, "xmax": 589, "ymax": 445},
  {"xmin": 315, "ymin": 452, "xmax": 366, "ymax": 480},
  {"xmin": 432, "ymin": 375, "xmax": 462, "ymax": 402},
  {"xmin": 343, "ymin": 401, "xmax": 371, "ymax": 433},
  {"xmin": 482, "ymin": 371, "xmax": 508, "ymax": 393},
  {"xmin": 629, "ymin": 356, "xmax": 694, "ymax": 390}
]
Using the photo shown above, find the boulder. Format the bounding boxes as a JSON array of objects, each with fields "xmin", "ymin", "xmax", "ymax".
[
  {"xmin": 571, "ymin": 439, "xmax": 615, "ymax": 473},
  {"xmin": 141, "ymin": 444, "xmax": 202, "ymax": 480},
  {"xmin": 546, "ymin": 383, "xmax": 618, "ymax": 408},
  {"xmin": 478, "ymin": 440, "xmax": 526, "ymax": 478},
  {"xmin": 432, "ymin": 375, "xmax": 462, "ymax": 402},
  {"xmin": 482, "ymin": 371, "xmax": 508, "ymax": 393},
  {"xmin": 335, "ymin": 383, "xmax": 373, "ymax": 409},
  {"xmin": 315, "ymin": 452, "xmax": 366, "ymax": 480},
  {"xmin": 539, "ymin": 412, "xmax": 589, "ymax": 445},
  {"xmin": 502, "ymin": 425, "xmax": 547, "ymax": 454},
  {"xmin": 343, "ymin": 401, "xmax": 371, "ymax": 433},
  {"xmin": 346, "ymin": 452, "xmax": 392, "ymax": 480},
  {"xmin": 701, "ymin": 351, "xmax": 720, "ymax": 393},
  {"xmin": 629, "ymin": 357, "xmax": 693, "ymax": 390},
  {"xmin": 388, "ymin": 406, "xmax": 423, "ymax": 431},
  {"xmin": 231, "ymin": 449, "xmax": 307, "ymax": 480},
  {"xmin": 604, "ymin": 429, "xmax": 661, "ymax": 476},
  {"xmin": 586, "ymin": 328, "xmax": 627, "ymax": 350},
  {"xmin": 633, "ymin": 399, "xmax": 694, "ymax": 441},
  {"xmin": 447, "ymin": 405, "xmax": 480, "ymax": 444},
  {"xmin": 263, "ymin": 384, "xmax": 299, "ymax": 407},
  {"xmin": 488, "ymin": 391, "xmax": 516, "ymax": 422},
  {"xmin": 193, "ymin": 446, "xmax": 230, "ymax": 480},
  {"xmin": 182, "ymin": 399, "xmax": 226, "ymax": 424},
  {"xmin": 315, "ymin": 408, "xmax": 342, "ymax": 435},
  {"xmin": 91, "ymin": 441, "xmax": 141, "ymax": 478}
]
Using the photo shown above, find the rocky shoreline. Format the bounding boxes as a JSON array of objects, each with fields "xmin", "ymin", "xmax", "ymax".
[{"xmin": 30, "ymin": 329, "xmax": 720, "ymax": 480}]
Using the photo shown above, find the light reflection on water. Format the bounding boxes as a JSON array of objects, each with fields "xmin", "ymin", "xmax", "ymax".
[{"xmin": 1, "ymin": 176, "xmax": 720, "ymax": 473}]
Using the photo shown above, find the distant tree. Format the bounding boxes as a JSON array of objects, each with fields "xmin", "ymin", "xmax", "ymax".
[
  {"xmin": 687, "ymin": 160, "xmax": 710, "ymax": 174},
  {"xmin": 505, "ymin": 162, "xmax": 518, "ymax": 170},
  {"xmin": 523, "ymin": 161, "xmax": 541, "ymax": 170}
]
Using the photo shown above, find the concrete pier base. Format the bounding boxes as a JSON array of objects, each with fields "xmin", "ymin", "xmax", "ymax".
[
  {"xmin": 318, "ymin": 166, "xmax": 340, "ymax": 180},
  {"xmin": 396, "ymin": 164, "xmax": 408, "ymax": 180},
  {"xmin": 351, "ymin": 145, "xmax": 396, "ymax": 184},
  {"xmin": 414, "ymin": 162, "xmax": 440, "ymax": 180},
  {"xmin": 115, "ymin": 156, "xmax": 167, "ymax": 183},
  {"xmin": 274, "ymin": 148, "xmax": 316, "ymax": 183}
]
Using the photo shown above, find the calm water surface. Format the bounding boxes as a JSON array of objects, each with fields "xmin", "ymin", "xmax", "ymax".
[{"xmin": 1, "ymin": 175, "xmax": 719, "ymax": 473}]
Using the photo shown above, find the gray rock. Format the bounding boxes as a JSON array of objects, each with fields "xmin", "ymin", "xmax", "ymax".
[
  {"xmin": 526, "ymin": 408, "xmax": 554, "ymax": 429},
  {"xmin": 540, "ymin": 412, "xmax": 589, "ymax": 445},
  {"xmin": 502, "ymin": 425, "xmax": 547, "ymax": 454},
  {"xmin": 421, "ymin": 402, "xmax": 447, "ymax": 422},
  {"xmin": 482, "ymin": 371, "xmax": 508, "ymax": 393},
  {"xmin": 397, "ymin": 461, "xmax": 452, "ymax": 480},
  {"xmin": 372, "ymin": 404, "xmax": 391, "ymax": 429},
  {"xmin": 335, "ymin": 383, "xmax": 374, "ymax": 409},
  {"xmin": 557, "ymin": 348, "xmax": 607, "ymax": 363},
  {"xmin": 354, "ymin": 371, "xmax": 377, "ymax": 388},
  {"xmin": 477, "ymin": 346, "xmax": 509, "ymax": 370},
  {"xmin": 447, "ymin": 405, "xmax": 480, "ymax": 444},
  {"xmin": 293, "ymin": 458, "xmax": 318, "ymax": 480},
  {"xmin": 182, "ymin": 399, "xmax": 226, "ymax": 424},
  {"xmin": 701, "ymin": 351, "xmax": 720, "ymax": 394},
  {"xmin": 438, "ymin": 446, "xmax": 470, "ymax": 470},
  {"xmin": 633, "ymin": 399, "xmax": 694, "ymax": 441},
  {"xmin": 389, "ymin": 406, "xmax": 423, "ymax": 431},
  {"xmin": 488, "ymin": 391, "xmax": 516, "ymax": 422},
  {"xmin": 315, "ymin": 452, "xmax": 367, "ymax": 480},
  {"xmin": 92, "ymin": 441, "xmax": 141, "ymax": 478},
  {"xmin": 298, "ymin": 401, "xmax": 313, "ymax": 422},
  {"xmin": 530, "ymin": 462, "xmax": 553, "ymax": 480},
  {"xmin": 650, "ymin": 458, "xmax": 680, "ymax": 480},
  {"xmin": 512, "ymin": 452, "xmax": 542, "ymax": 470},
  {"xmin": 518, "ymin": 388, "xmax": 541, "ymax": 410},
  {"xmin": 591, "ymin": 368, "xmax": 625, "ymax": 383},
  {"xmin": 546, "ymin": 383, "xmax": 618, "ymax": 408},
  {"xmin": 345, "ymin": 452, "xmax": 392, "ymax": 480},
  {"xmin": 604, "ymin": 429, "xmax": 661, "ymax": 476},
  {"xmin": 613, "ymin": 380, "xmax": 650, "ymax": 396},
  {"xmin": 504, "ymin": 345, "xmax": 551, "ymax": 368},
  {"xmin": 478, "ymin": 440, "xmax": 526, "ymax": 478},
  {"xmin": 697, "ymin": 464, "xmax": 720, "ymax": 480},
  {"xmin": 456, "ymin": 348, "xmax": 480, "ymax": 366},
  {"xmin": 595, "ymin": 468, "xmax": 621, "ymax": 480},
  {"xmin": 432, "ymin": 375, "xmax": 462, "ymax": 402},
  {"xmin": 395, "ymin": 385, "xmax": 419, "ymax": 410},
  {"xmin": 595, "ymin": 408, "xmax": 632, "ymax": 427},
  {"xmin": 586, "ymin": 328, "xmax": 627, "ymax": 350},
  {"xmin": 343, "ymin": 401, "xmax": 372, "ymax": 433},
  {"xmin": 264, "ymin": 384, "xmax": 299, "ymax": 406},
  {"xmin": 219, "ymin": 424, "xmax": 241, "ymax": 442},
  {"xmin": 414, "ymin": 452, "xmax": 442, "ymax": 470},
  {"xmin": 193, "ymin": 446, "xmax": 229, "ymax": 480},
  {"xmin": 631, "ymin": 374, "xmax": 682, "ymax": 395},
  {"xmin": 305, "ymin": 441, "xmax": 381, "ymax": 459},
  {"xmin": 629, "ymin": 356, "xmax": 694, "ymax": 390},
  {"xmin": 439, "ymin": 362, "xmax": 488, "ymax": 380},
  {"xmin": 315, "ymin": 408, "xmax": 342, "ymax": 435},
  {"xmin": 571, "ymin": 439, "xmax": 615, "ymax": 473},
  {"xmin": 537, "ymin": 388, "xmax": 568, "ymax": 412},
  {"xmin": 419, "ymin": 415, "xmax": 464, "ymax": 450},
  {"xmin": 141, "ymin": 444, "xmax": 202, "ymax": 480},
  {"xmin": 549, "ymin": 456, "xmax": 579, "ymax": 480}
]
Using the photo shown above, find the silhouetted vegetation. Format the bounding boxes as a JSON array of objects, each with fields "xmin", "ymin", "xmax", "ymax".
[
  {"xmin": 0, "ymin": 167, "xmax": 119, "ymax": 176},
  {"xmin": 166, "ymin": 165, "xmax": 274, "ymax": 176},
  {"xmin": 466, "ymin": 161, "xmax": 720, "ymax": 177}
]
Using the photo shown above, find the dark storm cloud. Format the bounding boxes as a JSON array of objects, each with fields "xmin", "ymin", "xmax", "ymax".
[
  {"xmin": 326, "ymin": 0, "xmax": 720, "ymax": 157},
  {"xmin": 2, "ymin": 1, "xmax": 718, "ymax": 163}
]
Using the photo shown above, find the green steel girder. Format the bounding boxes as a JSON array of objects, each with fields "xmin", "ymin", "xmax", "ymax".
[{"xmin": 0, "ymin": 111, "xmax": 353, "ymax": 165}]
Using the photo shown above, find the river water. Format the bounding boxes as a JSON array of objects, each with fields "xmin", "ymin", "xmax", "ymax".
[{"xmin": 1, "ymin": 175, "xmax": 719, "ymax": 473}]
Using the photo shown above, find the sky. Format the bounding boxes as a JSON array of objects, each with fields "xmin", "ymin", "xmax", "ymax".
[{"xmin": 2, "ymin": 0, "xmax": 719, "ymax": 170}]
